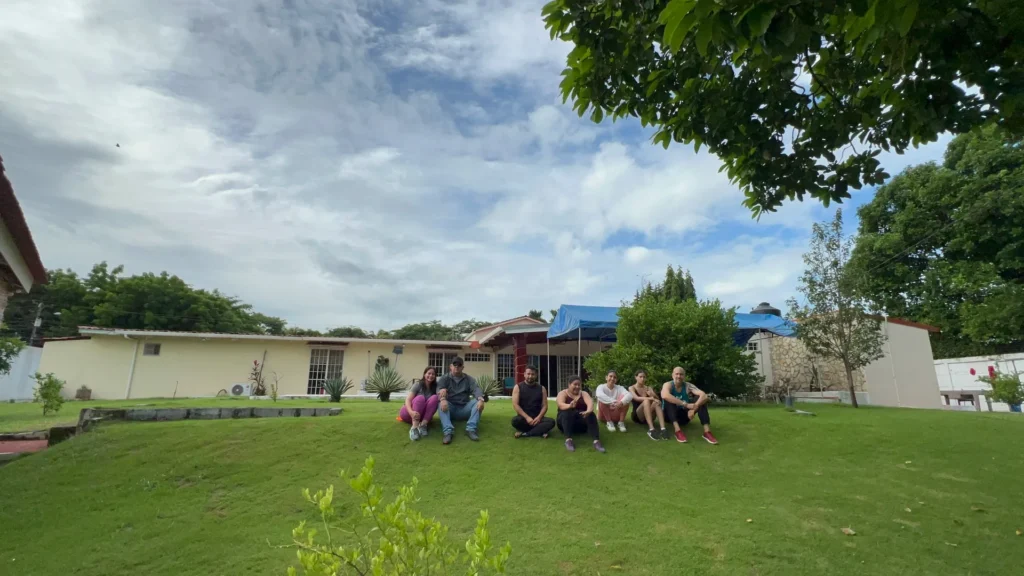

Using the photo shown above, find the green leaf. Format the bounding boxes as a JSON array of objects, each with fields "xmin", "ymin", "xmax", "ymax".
[
  {"xmin": 898, "ymin": 0, "xmax": 918, "ymax": 37},
  {"xmin": 745, "ymin": 5, "xmax": 776, "ymax": 38},
  {"xmin": 660, "ymin": 0, "xmax": 697, "ymax": 51},
  {"xmin": 695, "ymin": 21, "xmax": 713, "ymax": 56}
]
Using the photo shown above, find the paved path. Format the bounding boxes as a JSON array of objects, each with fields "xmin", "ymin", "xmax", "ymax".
[{"xmin": 0, "ymin": 439, "xmax": 48, "ymax": 455}]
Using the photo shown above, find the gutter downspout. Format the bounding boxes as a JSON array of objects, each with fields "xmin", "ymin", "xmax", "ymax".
[{"xmin": 124, "ymin": 335, "xmax": 140, "ymax": 400}]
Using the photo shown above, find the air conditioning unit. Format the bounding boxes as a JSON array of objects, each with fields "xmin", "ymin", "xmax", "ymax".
[{"xmin": 229, "ymin": 383, "xmax": 252, "ymax": 397}]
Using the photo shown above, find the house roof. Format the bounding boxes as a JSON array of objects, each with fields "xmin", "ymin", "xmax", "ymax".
[
  {"xmin": 0, "ymin": 155, "xmax": 47, "ymax": 287},
  {"xmin": 74, "ymin": 326, "xmax": 471, "ymax": 347},
  {"xmin": 878, "ymin": 316, "xmax": 941, "ymax": 333},
  {"xmin": 466, "ymin": 316, "xmax": 546, "ymax": 342}
]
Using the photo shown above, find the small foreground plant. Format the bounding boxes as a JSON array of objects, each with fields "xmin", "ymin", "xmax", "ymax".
[
  {"xmin": 249, "ymin": 360, "xmax": 267, "ymax": 396},
  {"xmin": 980, "ymin": 371, "xmax": 1024, "ymax": 408},
  {"xmin": 32, "ymin": 372, "xmax": 66, "ymax": 415},
  {"xmin": 324, "ymin": 377, "xmax": 355, "ymax": 402},
  {"xmin": 288, "ymin": 456, "xmax": 512, "ymax": 575},
  {"xmin": 269, "ymin": 372, "xmax": 281, "ymax": 402}
]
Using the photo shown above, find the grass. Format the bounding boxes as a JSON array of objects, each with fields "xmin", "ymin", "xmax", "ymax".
[{"xmin": 1, "ymin": 400, "xmax": 1022, "ymax": 575}]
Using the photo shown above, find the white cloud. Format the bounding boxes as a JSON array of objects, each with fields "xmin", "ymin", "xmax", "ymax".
[{"xmin": 0, "ymin": 0, "xmax": 948, "ymax": 332}]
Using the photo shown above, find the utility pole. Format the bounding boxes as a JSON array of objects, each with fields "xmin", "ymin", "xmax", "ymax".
[{"xmin": 28, "ymin": 302, "xmax": 43, "ymax": 346}]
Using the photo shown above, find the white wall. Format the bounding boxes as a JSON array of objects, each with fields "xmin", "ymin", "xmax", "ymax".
[
  {"xmin": 0, "ymin": 346, "xmax": 41, "ymax": 401},
  {"xmin": 934, "ymin": 353, "xmax": 1024, "ymax": 412},
  {"xmin": 862, "ymin": 322, "xmax": 942, "ymax": 409}
]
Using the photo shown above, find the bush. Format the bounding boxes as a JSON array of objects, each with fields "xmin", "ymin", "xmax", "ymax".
[
  {"xmin": 32, "ymin": 372, "xmax": 66, "ymax": 415},
  {"xmin": 980, "ymin": 371, "xmax": 1024, "ymax": 406},
  {"xmin": 584, "ymin": 297, "xmax": 760, "ymax": 399},
  {"xmin": 0, "ymin": 336, "xmax": 26, "ymax": 376},
  {"xmin": 289, "ymin": 456, "xmax": 511, "ymax": 575},
  {"xmin": 365, "ymin": 366, "xmax": 407, "ymax": 402},
  {"xmin": 324, "ymin": 377, "xmax": 355, "ymax": 402},
  {"xmin": 478, "ymin": 374, "xmax": 501, "ymax": 400}
]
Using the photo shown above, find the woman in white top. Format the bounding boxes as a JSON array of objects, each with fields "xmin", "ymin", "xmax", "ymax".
[{"xmin": 594, "ymin": 370, "xmax": 633, "ymax": 432}]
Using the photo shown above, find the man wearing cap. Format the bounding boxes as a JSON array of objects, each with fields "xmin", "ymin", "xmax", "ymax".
[{"xmin": 437, "ymin": 356, "xmax": 485, "ymax": 444}]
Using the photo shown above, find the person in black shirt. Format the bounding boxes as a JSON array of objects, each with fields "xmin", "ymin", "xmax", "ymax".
[{"xmin": 510, "ymin": 365, "xmax": 555, "ymax": 438}]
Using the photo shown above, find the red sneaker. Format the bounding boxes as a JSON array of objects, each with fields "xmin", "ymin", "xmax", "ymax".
[
  {"xmin": 703, "ymin": 431, "xmax": 718, "ymax": 445},
  {"xmin": 674, "ymin": 430, "xmax": 687, "ymax": 443}
]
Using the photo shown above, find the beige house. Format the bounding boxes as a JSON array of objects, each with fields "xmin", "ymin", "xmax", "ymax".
[
  {"xmin": 0, "ymin": 155, "xmax": 47, "ymax": 316},
  {"xmin": 39, "ymin": 318, "xmax": 610, "ymax": 400},
  {"xmin": 749, "ymin": 317, "xmax": 942, "ymax": 408}
]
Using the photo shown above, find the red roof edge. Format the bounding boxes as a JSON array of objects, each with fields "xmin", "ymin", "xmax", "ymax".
[
  {"xmin": 884, "ymin": 317, "xmax": 941, "ymax": 333},
  {"xmin": 0, "ymin": 155, "xmax": 47, "ymax": 285}
]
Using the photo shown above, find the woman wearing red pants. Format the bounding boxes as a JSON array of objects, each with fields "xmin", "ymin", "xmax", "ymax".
[{"xmin": 595, "ymin": 370, "xmax": 633, "ymax": 432}]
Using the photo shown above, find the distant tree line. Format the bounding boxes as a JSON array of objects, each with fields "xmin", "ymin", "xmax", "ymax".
[{"xmin": 0, "ymin": 262, "xmax": 494, "ymax": 344}]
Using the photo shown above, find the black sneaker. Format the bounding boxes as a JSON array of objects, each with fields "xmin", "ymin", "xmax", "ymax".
[
  {"xmin": 466, "ymin": 430, "xmax": 479, "ymax": 441},
  {"xmin": 442, "ymin": 433, "xmax": 453, "ymax": 445},
  {"xmin": 647, "ymin": 428, "xmax": 659, "ymax": 441},
  {"xmin": 659, "ymin": 429, "xmax": 669, "ymax": 440}
]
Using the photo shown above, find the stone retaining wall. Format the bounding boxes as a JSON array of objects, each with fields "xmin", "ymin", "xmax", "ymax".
[
  {"xmin": 769, "ymin": 337, "xmax": 865, "ymax": 392},
  {"xmin": 78, "ymin": 406, "xmax": 342, "ymax": 432}
]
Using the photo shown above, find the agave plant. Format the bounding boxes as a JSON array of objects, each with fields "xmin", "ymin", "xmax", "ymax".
[
  {"xmin": 366, "ymin": 365, "xmax": 407, "ymax": 401},
  {"xmin": 477, "ymin": 375, "xmax": 502, "ymax": 401},
  {"xmin": 323, "ymin": 376, "xmax": 355, "ymax": 402}
]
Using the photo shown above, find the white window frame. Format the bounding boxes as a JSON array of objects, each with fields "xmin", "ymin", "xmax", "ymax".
[
  {"xmin": 557, "ymin": 356, "xmax": 579, "ymax": 391},
  {"xmin": 143, "ymin": 343, "xmax": 161, "ymax": 356},
  {"xmin": 428, "ymin": 351, "xmax": 458, "ymax": 378},
  {"xmin": 496, "ymin": 353, "xmax": 515, "ymax": 382},
  {"xmin": 464, "ymin": 352, "xmax": 491, "ymax": 363},
  {"xmin": 747, "ymin": 341, "xmax": 759, "ymax": 351},
  {"xmin": 308, "ymin": 348, "xmax": 344, "ymax": 395}
]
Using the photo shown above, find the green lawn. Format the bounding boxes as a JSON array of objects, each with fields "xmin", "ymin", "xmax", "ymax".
[{"xmin": 1, "ymin": 400, "xmax": 1022, "ymax": 575}]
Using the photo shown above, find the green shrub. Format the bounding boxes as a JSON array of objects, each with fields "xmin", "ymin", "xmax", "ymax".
[
  {"xmin": 32, "ymin": 372, "xmax": 66, "ymax": 415},
  {"xmin": 0, "ymin": 337, "xmax": 26, "ymax": 376},
  {"xmin": 288, "ymin": 456, "xmax": 511, "ymax": 575},
  {"xmin": 584, "ymin": 297, "xmax": 760, "ymax": 399},
  {"xmin": 478, "ymin": 374, "xmax": 502, "ymax": 399},
  {"xmin": 324, "ymin": 377, "xmax": 355, "ymax": 402},
  {"xmin": 980, "ymin": 371, "xmax": 1024, "ymax": 406},
  {"xmin": 365, "ymin": 366, "xmax": 406, "ymax": 401}
]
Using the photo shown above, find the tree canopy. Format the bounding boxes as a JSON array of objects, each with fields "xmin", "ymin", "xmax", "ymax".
[
  {"xmin": 585, "ymin": 293, "xmax": 759, "ymax": 398},
  {"xmin": 542, "ymin": 0, "xmax": 1024, "ymax": 215},
  {"xmin": 788, "ymin": 209, "xmax": 884, "ymax": 407},
  {"xmin": 636, "ymin": 265, "xmax": 697, "ymax": 303},
  {"xmin": 850, "ymin": 127, "xmax": 1024, "ymax": 358}
]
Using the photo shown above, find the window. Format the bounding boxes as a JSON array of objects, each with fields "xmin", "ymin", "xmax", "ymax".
[
  {"xmin": 496, "ymin": 353, "xmax": 514, "ymax": 381},
  {"xmin": 747, "ymin": 342, "xmax": 759, "ymax": 351},
  {"xmin": 428, "ymin": 351, "xmax": 458, "ymax": 378},
  {"xmin": 143, "ymin": 343, "xmax": 161, "ymax": 356},
  {"xmin": 464, "ymin": 352, "xmax": 491, "ymax": 362},
  {"xmin": 557, "ymin": 356, "xmax": 579, "ymax": 390},
  {"xmin": 307, "ymin": 348, "xmax": 344, "ymax": 395}
]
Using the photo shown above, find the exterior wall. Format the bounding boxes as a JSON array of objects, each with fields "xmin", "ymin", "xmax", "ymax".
[
  {"xmin": 862, "ymin": 322, "xmax": 942, "ymax": 408},
  {"xmin": 0, "ymin": 346, "xmax": 41, "ymax": 401},
  {"xmin": 766, "ymin": 335, "xmax": 866, "ymax": 393},
  {"xmin": 39, "ymin": 336, "xmax": 484, "ymax": 400},
  {"xmin": 39, "ymin": 337, "xmax": 138, "ymax": 399},
  {"xmin": 934, "ymin": 353, "xmax": 1024, "ymax": 412}
]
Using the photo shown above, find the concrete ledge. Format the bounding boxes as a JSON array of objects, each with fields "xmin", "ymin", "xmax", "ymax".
[
  {"xmin": 76, "ymin": 405, "xmax": 342, "ymax": 429},
  {"xmin": 0, "ymin": 431, "xmax": 49, "ymax": 442}
]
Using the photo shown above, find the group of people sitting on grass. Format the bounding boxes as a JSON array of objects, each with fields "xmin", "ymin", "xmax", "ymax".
[{"xmin": 398, "ymin": 355, "xmax": 718, "ymax": 452}]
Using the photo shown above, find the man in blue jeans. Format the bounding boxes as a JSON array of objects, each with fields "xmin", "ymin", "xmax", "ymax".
[{"xmin": 437, "ymin": 356, "xmax": 485, "ymax": 444}]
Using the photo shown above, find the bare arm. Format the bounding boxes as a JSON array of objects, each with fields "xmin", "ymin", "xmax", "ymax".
[
  {"xmin": 556, "ymin": 391, "xmax": 573, "ymax": 411},
  {"xmin": 404, "ymin": 389, "xmax": 417, "ymax": 414},
  {"xmin": 582, "ymin": 391, "xmax": 594, "ymax": 415},
  {"xmin": 511, "ymin": 385, "xmax": 529, "ymax": 419},
  {"xmin": 690, "ymin": 384, "xmax": 708, "ymax": 408},
  {"xmin": 537, "ymin": 395, "xmax": 548, "ymax": 419}
]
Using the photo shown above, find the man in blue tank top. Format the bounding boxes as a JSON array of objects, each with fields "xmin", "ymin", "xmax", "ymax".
[{"xmin": 661, "ymin": 366, "xmax": 718, "ymax": 444}]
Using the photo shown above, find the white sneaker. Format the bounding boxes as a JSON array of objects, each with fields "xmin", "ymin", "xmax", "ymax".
[
  {"xmin": 418, "ymin": 425, "xmax": 429, "ymax": 437},
  {"xmin": 617, "ymin": 422, "xmax": 627, "ymax": 432},
  {"xmin": 409, "ymin": 427, "xmax": 421, "ymax": 441},
  {"xmin": 605, "ymin": 421, "xmax": 616, "ymax": 432}
]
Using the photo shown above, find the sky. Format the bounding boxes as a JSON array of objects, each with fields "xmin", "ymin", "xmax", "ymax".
[{"xmin": 0, "ymin": 0, "xmax": 952, "ymax": 331}]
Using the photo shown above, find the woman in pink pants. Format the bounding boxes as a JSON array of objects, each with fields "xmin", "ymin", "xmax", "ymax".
[{"xmin": 400, "ymin": 367, "xmax": 440, "ymax": 441}]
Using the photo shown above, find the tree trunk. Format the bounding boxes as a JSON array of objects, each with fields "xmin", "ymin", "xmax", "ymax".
[{"xmin": 844, "ymin": 364, "xmax": 859, "ymax": 408}]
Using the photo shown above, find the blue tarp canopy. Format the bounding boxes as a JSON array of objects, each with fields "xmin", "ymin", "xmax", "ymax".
[
  {"xmin": 546, "ymin": 305, "xmax": 796, "ymax": 345},
  {"xmin": 731, "ymin": 313, "xmax": 796, "ymax": 345},
  {"xmin": 547, "ymin": 305, "xmax": 620, "ymax": 341}
]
